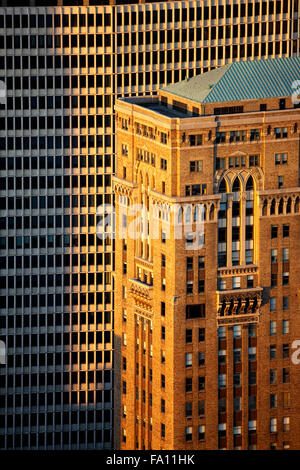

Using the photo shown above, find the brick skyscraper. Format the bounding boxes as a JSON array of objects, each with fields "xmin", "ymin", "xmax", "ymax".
[
  {"xmin": 113, "ymin": 57, "xmax": 300, "ymax": 450},
  {"xmin": 0, "ymin": 0, "xmax": 299, "ymax": 449}
]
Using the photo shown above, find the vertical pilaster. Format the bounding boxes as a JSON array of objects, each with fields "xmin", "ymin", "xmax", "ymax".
[{"xmin": 227, "ymin": 196, "xmax": 233, "ymax": 266}]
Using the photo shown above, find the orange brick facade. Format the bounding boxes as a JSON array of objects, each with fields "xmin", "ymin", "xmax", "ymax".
[{"xmin": 113, "ymin": 81, "xmax": 300, "ymax": 450}]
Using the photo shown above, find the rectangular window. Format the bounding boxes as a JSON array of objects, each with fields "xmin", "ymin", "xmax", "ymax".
[
  {"xmin": 249, "ymin": 420, "xmax": 257, "ymax": 433},
  {"xmin": 283, "ymin": 344, "xmax": 289, "ymax": 358},
  {"xmin": 248, "ymin": 347, "xmax": 257, "ymax": 361},
  {"xmin": 270, "ymin": 297, "xmax": 276, "ymax": 312},
  {"xmin": 185, "ymin": 377, "xmax": 192, "ymax": 392},
  {"xmin": 248, "ymin": 324, "xmax": 256, "ymax": 337},
  {"xmin": 234, "ymin": 349, "xmax": 241, "ymax": 363},
  {"xmin": 229, "ymin": 130, "xmax": 246, "ymax": 143},
  {"xmin": 218, "ymin": 423, "xmax": 226, "ymax": 436},
  {"xmin": 283, "ymin": 248, "xmax": 289, "ymax": 262},
  {"xmin": 283, "ymin": 392, "xmax": 291, "ymax": 408},
  {"xmin": 121, "ymin": 143, "xmax": 128, "ymax": 156},
  {"xmin": 198, "ymin": 352, "xmax": 205, "ymax": 366},
  {"xmin": 185, "ymin": 426, "xmax": 192, "ymax": 441},
  {"xmin": 186, "ymin": 281, "xmax": 193, "ymax": 294},
  {"xmin": 283, "ymin": 224, "xmax": 289, "ymax": 237},
  {"xmin": 232, "ymin": 276, "xmax": 241, "ymax": 289},
  {"xmin": 218, "ymin": 350, "xmax": 226, "ymax": 365},
  {"xmin": 270, "ymin": 369, "xmax": 277, "ymax": 384},
  {"xmin": 249, "ymin": 154, "xmax": 260, "ymax": 166},
  {"xmin": 186, "ymin": 329, "xmax": 193, "ymax": 343},
  {"xmin": 185, "ymin": 353, "xmax": 192, "ymax": 367},
  {"xmin": 270, "ymin": 394, "xmax": 277, "ymax": 408},
  {"xmin": 198, "ymin": 376, "xmax": 205, "ymax": 391},
  {"xmin": 233, "ymin": 397, "xmax": 241, "ymax": 412},
  {"xmin": 185, "ymin": 401, "xmax": 192, "ymax": 417},
  {"xmin": 190, "ymin": 160, "xmax": 203, "ymax": 172},
  {"xmin": 186, "ymin": 257, "xmax": 193, "ymax": 270},
  {"xmin": 271, "ymin": 226, "xmax": 278, "ymax": 238},
  {"xmin": 198, "ymin": 256, "xmax": 205, "ymax": 269},
  {"xmin": 218, "ymin": 327, "xmax": 226, "ymax": 339},
  {"xmin": 249, "ymin": 371, "xmax": 256, "ymax": 385},
  {"xmin": 274, "ymin": 127, "xmax": 288, "ymax": 139},
  {"xmin": 275, "ymin": 153, "xmax": 288, "ymax": 164},
  {"xmin": 270, "ymin": 418, "xmax": 277, "ymax": 433},
  {"xmin": 160, "ymin": 158, "xmax": 167, "ymax": 170},
  {"xmin": 271, "ymin": 273, "xmax": 277, "ymax": 288},
  {"xmin": 249, "ymin": 396, "xmax": 257, "ymax": 411},
  {"xmin": 245, "ymin": 249, "xmax": 253, "ymax": 264},
  {"xmin": 198, "ymin": 328, "xmax": 205, "ymax": 342},
  {"xmin": 218, "ymin": 374, "xmax": 226, "ymax": 388},
  {"xmin": 283, "ymin": 417, "xmax": 290, "ymax": 432},
  {"xmin": 283, "ymin": 368, "xmax": 290, "ymax": 383},
  {"xmin": 189, "ymin": 134, "xmax": 202, "ymax": 146},
  {"xmin": 250, "ymin": 129, "xmax": 260, "ymax": 141},
  {"xmin": 234, "ymin": 373, "xmax": 241, "ymax": 386},
  {"xmin": 282, "ymin": 272, "xmax": 289, "ymax": 286},
  {"xmin": 270, "ymin": 321, "xmax": 277, "ymax": 335},
  {"xmin": 160, "ymin": 132, "xmax": 167, "ymax": 144},
  {"xmin": 247, "ymin": 275, "xmax": 254, "ymax": 288},
  {"xmin": 186, "ymin": 304, "xmax": 205, "ymax": 319},
  {"xmin": 216, "ymin": 157, "xmax": 225, "ymax": 169},
  {"xmin": 270, "ymin": 345, "xmax": 277, "ymax": 360},
  {"xmin": 198, "ymin": 279, "xmax": 205, "ymax": 293},
  {"xmin": 283, "ymin": 296, "xmax": 289, "ymax": 310},
  {"xmin": 198, "ymin": 400, "xmax": 205, "ymax": 416},
  {"xmin": 214, "ymin": 106, "xmax": 243, "ymax": 115},
  {"xmin": 233, "ymin": 325, "xmax": 241, "ymax": 338},
  {"xmin": 271, "ymin": 249, "xmax": 278, "ymax": 263},
  {"xmin": 198, "ymin": 425, "xmax": 205, "ymax": 441},
  {"xmin": 216, "ymin": 132, "xmax": 226, "ymax": 143}
]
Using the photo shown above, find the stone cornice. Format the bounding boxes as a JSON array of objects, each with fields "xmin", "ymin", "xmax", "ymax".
[
  {"xmin": 112, "ymin": 176, "xmax": 138, "ymax": 198},
  {"xmin": 217, "ymin": 313, "xmax": 260, "ymax": 326},
  {"xmin": 149, "ymin": 190, "xmax": 221, "ymax": 206}
]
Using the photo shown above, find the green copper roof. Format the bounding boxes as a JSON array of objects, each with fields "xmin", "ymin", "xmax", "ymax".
[{"xmin": 162, "ymin": 57, "xmax": 300, "ymax": 104}]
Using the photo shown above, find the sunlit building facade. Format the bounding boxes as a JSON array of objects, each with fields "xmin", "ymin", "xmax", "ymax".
[
  {"xmin": 113, "ymin": 57, "xmax": 300, "ymax": 450},
  {"xmin": 0, "ymin": 0, "xmax": 299, "ymax": 450}
]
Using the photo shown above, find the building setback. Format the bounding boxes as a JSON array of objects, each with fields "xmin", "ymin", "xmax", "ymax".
[
  {"xmin": 0, "ymin": 0, "xmax": 299, "ymax": 450},
  {"xmin": 113, "ymin": 57, "xmax": 300, "ymax": 450}
]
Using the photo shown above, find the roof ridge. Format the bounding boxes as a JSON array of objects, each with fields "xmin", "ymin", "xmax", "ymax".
[{"xmin": 205, "ymin": 62, "xmax": 233, "ymax": 101}]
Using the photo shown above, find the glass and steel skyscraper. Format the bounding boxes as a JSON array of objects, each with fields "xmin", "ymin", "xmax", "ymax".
[{"xmin": 0, "ymin": 0, "xmax": 299, "ymax": 450}]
